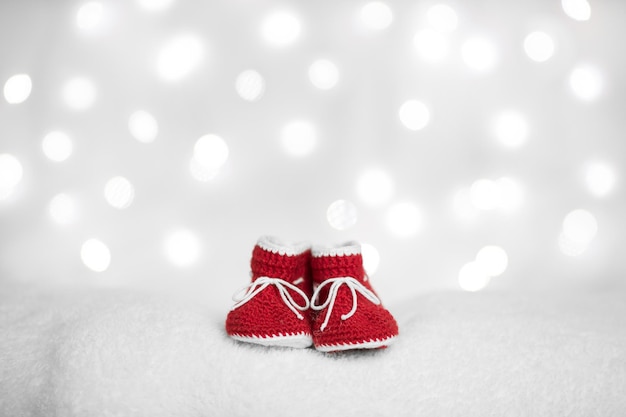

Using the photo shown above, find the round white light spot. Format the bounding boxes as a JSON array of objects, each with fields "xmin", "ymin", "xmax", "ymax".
[
  {"xmin": 427, "ymin": 4, "xmax": 458, "ymax": 32},
  {"xmin": 164, "ymin": 229, "xmax": 200, "ymax": 267},
  {"xmin": 562, "ymin": 209, "xmax": 598, "ymax": 244},
  {"xmin": 0, "ymin": 154, "xmax": 23, "ymax": 190},
  {"xmin": 42, "ymin": 131, "xmax": 73, "ymax": 162},
  {"xmin": 462, "ymin": 37, "xmax": 497, "ymax": 72},
  {"xmin": 137, "ymin": 0, "xmax": 175, "ymax": 12},
  {"xmin": 413, "ymin": 29, "xmax": 449, "ymax": 63},
  {"xmin": 562, "ymin": 0, "xmax": 591, "ymax": 21},
  {"xmin": 194, "ymin": 134, "xmax": 229, "ymax": 168},
  {"xmin": 360, "ymin": 2, "xmax": 393, "ymax": 31},
  {"xmin": 585, "ymin": 162, "xmax": 616, "ymax": 197},
  {"xmin": 128, "ymin": 110, "xmax": 158, "ymax": 143},
  {"xmin": 235, "ymin": 70, "xmax": 266, "ymax": 102},
  {"xmin": 190, "ymin": 134, "xmax": 229, "ymax": 181},
  {"xmin": 356, "ymin": 169, "xmax": 395, "ymax": 207},
  {"xmin": 309, "ymin": 59, "xmax": 339, "ymax": 90},
  {"xmin": 470, "ymin": 179, "xmax": 499, "ymax": 210},
  {"xmin": 399, "ymin": 100, "xmax": 430, "ymax": 131},
  {"xmin": 157, "ymin": 35, "xmax": 203, "ymax": 81},
  {"xmin": 361, "ymin": 243, "xmax": 380, "ymax": 276},
  {"xmin": 523, "ymin": 31, "xmax": 555, "ymax": 63},
  {"xmin": 81, "ymin": 238, "xmax": 111, "ymax": 272},
  {"xmin": 49, "ymin": 193, "xmax": 77, "ymax": 225},
  {"xmin": 62, "ymin": 77, "xmax": 96, "ymax": 110},
  {"xmin": 385, "ymin": 202, "xmax": 422, "ymax": 237},
  {"xmin": 76, "ymin": 2, "xmax": 103, "ymax": 30},
  {"xmin": 261, "ymin": 11, "xmax": 301, "ymax": 47},
  {"xmin": 458, "ymin": 261, "xmax": 490, "ymax": 292},
  {"xmin": 281, "ymin": 120, "xmax": 316, "ymax": 157},
  {"xmin": 475, "ymin": 246, "xmax": 508, "ymax": 277},
  {"xmin": 4, "ymin": 74, "xmax": 32, "ymax": 104},
  {"xmin": 104, "ymin": 176, "xmax": 135, "ymax": 209},
  {"xmin": 327, "ymin": 199, "xmax": 358, "ymax": 230},
  {"xmin": 492, "ymin": 110, "xmax": 529, "ymax": 148},
  {"xmin": 569, "ymin": 65, "xmax": 603, "ymax": 101}
]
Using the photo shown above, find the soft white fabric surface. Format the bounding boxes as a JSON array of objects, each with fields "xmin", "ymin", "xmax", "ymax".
[{"xmin": 1, "ymin": 284, "xmax": 625, "ymax": 416}]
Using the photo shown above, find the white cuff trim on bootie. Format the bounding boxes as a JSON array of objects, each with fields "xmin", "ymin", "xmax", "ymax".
[
  {"xmin": 257, "ymin": 236, "xmax": 311, "ymax": 256},
  {"xmin": 312, "ymin": 241, "xmax": 361, "ymax": 257}
]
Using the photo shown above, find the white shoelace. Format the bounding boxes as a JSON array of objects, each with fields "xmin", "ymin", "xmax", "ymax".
[
  {"xmin": 310, "ymin": 276, "xmax": 381, "ymax": 331},
  {"xmin": 231, "ymin": 276, "xmax": 310, "ymax": 320}
]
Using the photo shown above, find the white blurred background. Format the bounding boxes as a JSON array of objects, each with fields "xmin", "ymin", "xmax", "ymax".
[{"xmin": 1, "ymin": 0, "xmax": 624, "ymax": 310}]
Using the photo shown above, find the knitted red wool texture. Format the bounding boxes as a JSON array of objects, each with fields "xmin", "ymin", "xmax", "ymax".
[
  {"xmin": 311, "ymin": 252, "xmax": 399, "ymax": 350},
  {"xmin": 225, "ymin": 245, "xmax": 313, "ymax": 340}
]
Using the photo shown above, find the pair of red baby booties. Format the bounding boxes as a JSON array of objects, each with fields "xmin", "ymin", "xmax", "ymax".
[{"xmin": 225, "ymin": 236, "xmax": 399, "ymax": 352}]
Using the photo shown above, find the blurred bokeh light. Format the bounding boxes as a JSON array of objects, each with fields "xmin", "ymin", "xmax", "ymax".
[{"xmin": 0, "ymin": 0, "xmax": 624, "ymax": 308}]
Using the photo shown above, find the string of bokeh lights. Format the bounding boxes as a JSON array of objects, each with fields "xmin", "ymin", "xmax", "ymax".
[{"xmin": 0, "ymin": 0, "xmax": 618, "ymax": 292}]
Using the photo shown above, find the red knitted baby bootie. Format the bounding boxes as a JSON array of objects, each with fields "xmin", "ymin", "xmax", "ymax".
[
  {"xmin": 225, "ymin": 236, "xmax": 313, "ymax": 348},
  {"xmin": 310, "ymin": 242, "xmax": 399, "ymax": 352}
]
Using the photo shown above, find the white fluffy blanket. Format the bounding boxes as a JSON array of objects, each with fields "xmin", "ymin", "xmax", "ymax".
[{"xmin": 1, "ymin": 285, "xmax": 625, "ymax": 416}]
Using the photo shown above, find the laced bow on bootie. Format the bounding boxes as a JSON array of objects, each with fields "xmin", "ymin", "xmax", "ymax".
[
  {"xmin": 311, "ymin": 276, "xmax": 381, "ymax": 331},
  {"xmin": 231, "ymin": 276, "xmax": 310, "ymax": 320}
]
